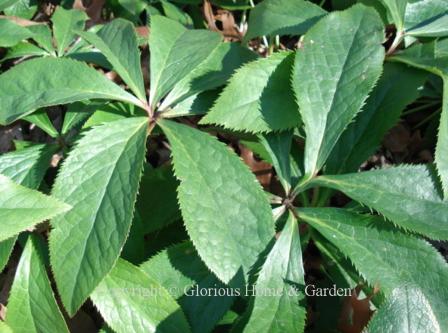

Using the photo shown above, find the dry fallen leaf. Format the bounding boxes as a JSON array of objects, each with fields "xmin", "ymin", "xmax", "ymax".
[
  {"xmin": 73, "ymin": 0, "xmax": 105, "ymax": 26},
  {"xmin": 202, "ymin": 0, "xmax": 242, "ymax": 41},
  {"xmin": 338, "ymin": 285, "xmax": 378, "ymax": 333},
  {"xmin": 0, "ymin": 15, "xmax": 43, "ymax": 26},
  {"xmin": 239, "ymin": 144, "xmax": 272, "ymax": 189}
]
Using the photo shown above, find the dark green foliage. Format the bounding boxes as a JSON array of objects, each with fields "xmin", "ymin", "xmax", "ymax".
[{"xmin": 0, "ymin": 1, "xmax": 447, "ymax": 332}]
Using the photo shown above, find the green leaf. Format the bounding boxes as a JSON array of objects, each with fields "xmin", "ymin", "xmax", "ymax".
[
  {"xmin": 437, "ymin": 82, "xmax": 448, "ymax": 199},
  {"xmin": 244, "ymin": 0, "xmax": 326, "ymax": 41},
  {"xmin": 61, "ymin": 101, "xmax": 98, "ymax": 135},
  {"xmin": 243, "ymin": 136, "xmax": 303, "ymax": 186},
  {"xmin": 326, "ymin": 62, "xmax": 427, "ymax": 173},
  {"xmin": 201, "ymin": 52, "xmax": 300, "ymax": 133},
  {"xmin": 0, "ymin": 237, "xmax": 16, "ymax": 272},
  {"xmin": 149, "ymin": 15, "xmax": 222, "ymax": 108},
  {"xmin": 141, "ymin": 242, "xmax": 234, "ymax": 333},
  {"xmin": 163, "ymin": 90, "xmax": 219, "ymax": 118},
  {"xmin": 0, "ymin": 174, "xmax": 70, "ymax": 242},
  {"xmin": 0, "ymin": 143, "xmax": 56, "ymax": 189},
  {"xmin": 243, "ymin": 212, "xmax": 306, "ymax": 333},
  {"xmin": 407, "ymin": 15, "xmax": 448, "ymax": 38},
  {"xmin": 5, "ymin": 236, "xmax": 69, "ymax": 333},
  {"xmin": 0, "ymin": 0, "xmax": 19, "ymax": 11},
  {"xmin": 27, "ymin": 24, "xmax": 54, "ymax": 54},
  {"xmin": 49, "ymin": 117, "xmax": 148, "ymax": 315},
  {"xmin": 159, "ymin": 120, "xmax": 274, "ymax": 284},
  {"xmin": 0, "ymin": 57, "xmax": 143, "ymax": 125},
  {"xmin": 52, "ymin": 7, "xmax": 87, "ymax": 56},
  {"xmin": 121, "ymin": 211, "xmax": 146, "ymax": 264},
  {"xmin": 259, "ymin": 130, "xmax": 293, "ymax": 192},
  {"xmin": 292, "ymin": 4, "xmax": 384, "ymax": 179},
  {"xmin": 436, "ymin": 38, "xmax": 448, "ymax": 57},
  {"xmin": 24, "ymin": 110, "xmax": 59, "ymax": 138},
  {"xmin": 1, "ymin": 42, "xmax": 48, "ymax": 62},
  {"xmin": 391, "ymin": 44, "xmax": 448, "ymax": 197},
  {"xmin": 404, "ymin": 0, "xmax": 448, "ymax": 38},
  {"xmin": 91, "ymin": 259, "xmax": 191, "ymax": 333},
  {"xmin": 160, "ymin": 0, "xmax": 193, "ymax": 27},
  {"xmin": 299, "ymin": 207, "xmax": 448, "ymax": 330},
  {"xmin": 0, "ymin": 18, "xmax": 32, "ymax": 47},
  {"xmin": 3, "ymin": 0, "xmax": 37, "ymax": 19},
  {"xmin": 0, "ymin": 143, "xmax": 56, "ymax": 272},
  {"xmin": 378, "ymin": 0, "xmax": 407, "ymax": 31},
  {"xmin": 312, "ymin": 165, "xmax": 448, "ymax": 240},
  {"xmin": 159, "ymin": 43, "xmax": 257, "ymax": 110},
  {"xmin": 367, "ymin": 286, "xmax": 441, "ymax": 333},
  {"xmin": 82, "ymin": 102, "xmax": 137, "ymax": 128},
  {"xmin": 0, "ymin": 320, "xmax": 13, "ymax": 333},
  {"xmin": 136, "ymin": 165, "xmax": 181, "ymax": 234},
  {"xmin": 78, "ymin": 19, "xmax": 146, "ymax": 101}
]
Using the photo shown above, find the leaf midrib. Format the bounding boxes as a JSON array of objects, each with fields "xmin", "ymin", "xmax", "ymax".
[
  {"xmin": 66, "ymin": 119, "xmax": 146, "ymax": 311},
  {"xmin": 317, "ymin": 176, "xmax": 444, "ymax": 205},
  {"xmin": 165, "ymin": 127, "xmax": 257, "ymax": 279},
  {"xmin": 310, "ymin": 10, "xmax": 368, "ymax": 174},
  {"xmin": 150, "ymin": 28, "xmax": 187, "ymax": 106},
  {"xmin": 302, "ymin": 212, "xmax": 442, "ymax": 306}
]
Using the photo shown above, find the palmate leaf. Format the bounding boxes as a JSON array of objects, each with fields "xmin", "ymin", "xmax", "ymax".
[
  {"xmin": 244, "ymin": 0, "xmax": 326, "ymax": 41},
  {"xmin": 0, "ymin": 174, "xmax": 70, "ymax": 242},
  {"xmin": 49, "ymin": 117, "xmax": 148, "ymax": 315},
  {"xmin": 243, "ymin": 212, "xmax": 306, "ymax": 333},
  {"xmin": 149, "ymin": 15, "xmax": 222, "ymax": 108},
  {"xmin": 91, "ymin": 259, "xmax": 191, "ymax": 333},
  {"xmin": 390, "ymin": 42, "xmax": 448, "ymax": 198},
  {"xmin": 367, "ymin": 286, "xmax": 441, "ymax": 333},
  {"xmin": 313, "ymin": 165, "xmax": 448, "ymax": 240},
  {"xmin": 201, "ymin": 52, "xmax": 300, "ymax": 133},
  {"xmin": 159, "ymin": 120, "xmax": 274, "ymax": 284},
  {"xmin": 299, "ymin": 208, "xmax": 448, "ymax": 331},
  {"xmin": 5, "ymin": 236, "xmax": 69, "ymax": 333},
  {"xmin": 326, "ymin": 62, "xmax": 427, "ymax": 173},
  {"xmin": 141, "ymin": 242, "xmax": 234, "ymax": 333},
  {"xmin": 0, "ymin": 57, "xmax": 143, "ymax": 125},
  {"xmin": 51, "ymin": 7, "xmax": 88, "ymax": 56},
  {"xmin": 0, "ymin": 143, "xmax": 56, "ymax": 271},
  {"xmin": 292, "ymin": 4, "xmax": 384, "ymax": 180},
  {"xmin": 78, "ymin": 19, "xmax": 146, "ymax": 101}
]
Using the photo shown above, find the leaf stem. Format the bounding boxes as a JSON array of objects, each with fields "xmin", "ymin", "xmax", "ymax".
[
  {"xmin": 311, "ymin": 186, "xmax": 320, "ymax": 206},
  {"xmin": 413, "ymin": 107, "xmax": 442, "ymax": 129},
  {"xmin": 402, "ymin": 102, "xmax": 440, "ymax": 116},
  {"xmin": 298, "ymin": 192, "xmax": 310, "ymax": 207},
  {"xmin": 386, "ymin": 30, "xmax": 404, "ymax": 56}
]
